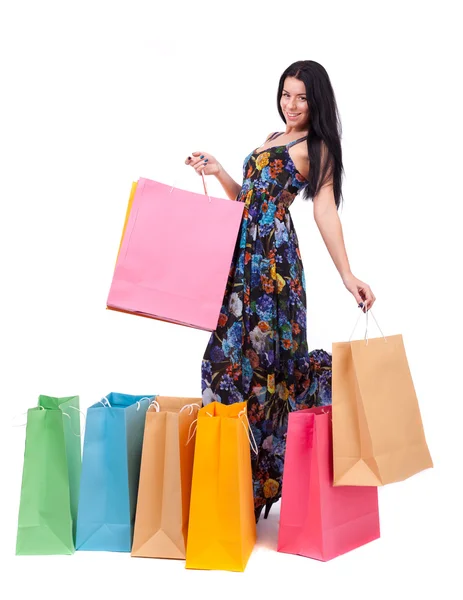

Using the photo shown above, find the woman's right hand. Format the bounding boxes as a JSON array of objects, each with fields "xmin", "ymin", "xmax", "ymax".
[{"xmin": 185, "ymin": 151, "xmax": 222, "ymax": 177}]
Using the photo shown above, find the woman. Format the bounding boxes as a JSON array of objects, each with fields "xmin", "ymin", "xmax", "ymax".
[{"xmin": 185, "ymin": 60, "xmax": 375, "ymax": 522}]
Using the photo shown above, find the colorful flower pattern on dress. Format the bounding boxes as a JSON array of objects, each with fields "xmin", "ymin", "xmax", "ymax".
[{"xmin": 201, "ymin": 134, "xmax": 332, "ymax": 515}]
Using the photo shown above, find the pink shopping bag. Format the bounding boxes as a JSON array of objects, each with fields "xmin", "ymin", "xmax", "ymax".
[
  {"xmin": 107, "ymin": 175, "xmax": 244, "ymax": 331},
  {"xmin": 278, "ymin": 406, "xmax": 380, "ymax": 561}
]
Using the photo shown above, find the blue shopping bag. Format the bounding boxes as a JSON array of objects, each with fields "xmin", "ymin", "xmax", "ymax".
[{"xmin": 76, "ymin": 393, "xmax": 154, "ymax": 552}]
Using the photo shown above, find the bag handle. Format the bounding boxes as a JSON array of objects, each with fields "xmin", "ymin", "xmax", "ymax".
[
  {"xmin": 148, "ymin": 398, "xmax": 160, "ymax": 412},
  {"xmin": 12, "ymin": 406, "xmax": 45, "ymax": 427},
  {"xmin": 62, "ymin": 405, "xmax": 86, "ymax": 437},
  {"xmin": 200, "ymin": 171, "xmax": 209, "ymax": 196},
  {"xmin": 349, "ymin": 308, "xmax": 387, "ymax": 345},
  {"xmin": 185, "ymin": 409, "xmax": 212, "ymax": 446},
  {"xmin": 184, "ymin": 408, "xmax": 258, "ymax": 454},
  {"xmin": 170, "ymin": 170, "xmax": 211, "ymax": 203},
  {"xmin": 238, "ymin": 409, "xmax": 259, "ymax": 455}
]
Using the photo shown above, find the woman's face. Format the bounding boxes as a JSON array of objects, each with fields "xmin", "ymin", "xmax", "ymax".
[{"xmin": 280, "ymin": 77, "xmax": 309, "ymax": 129}]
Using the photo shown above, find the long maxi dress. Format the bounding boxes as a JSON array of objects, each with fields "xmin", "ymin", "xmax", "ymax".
[{"xmin": 201, "ymin": 132, "xmax": 333, "ymax": 520}]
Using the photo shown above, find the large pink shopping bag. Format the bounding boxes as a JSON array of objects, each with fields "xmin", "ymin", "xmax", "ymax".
[
  {"xmin": 278, "ymin": 406, "xmax": 380, "ymax": 561},
  {"xmin": 107, "ymin": 174, "xmax": 244, "ymax": 331}
]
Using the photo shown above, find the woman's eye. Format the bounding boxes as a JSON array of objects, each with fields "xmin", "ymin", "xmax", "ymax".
[{"xmin": 283, "ymin": 93, "xmax": 306, "ymax": 101}]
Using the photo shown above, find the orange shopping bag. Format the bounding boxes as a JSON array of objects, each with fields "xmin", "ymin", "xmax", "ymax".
[
  {"xmin": 116, "ymin": 181, "xmax": 137, "ymax": 260},
  {"xmin": 185, "ymin": 401, "xmax": 256, "ymax": 572}
]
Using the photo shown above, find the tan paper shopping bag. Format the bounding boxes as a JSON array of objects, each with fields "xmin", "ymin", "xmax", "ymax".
[
  {"xmin": 332, "ymin": 325, "xmax": 433, "ymax": 486},
  {"xmin": 131, "ymin": 396, "xmax": 202, "ymax": 559}
]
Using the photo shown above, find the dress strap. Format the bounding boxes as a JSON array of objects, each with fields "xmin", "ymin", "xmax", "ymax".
[
  {"xmin": 287, "ymin": 135, "xmax": 307, "ymax": 148},
  {"xmin": 267, "ymin": 131, "xmax": 284, "ymax": 142}
]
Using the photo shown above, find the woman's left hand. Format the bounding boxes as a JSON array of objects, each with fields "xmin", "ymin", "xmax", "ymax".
[{"xmin": 342, "ymin": 273, "xmax": 376, "ymax": 312}]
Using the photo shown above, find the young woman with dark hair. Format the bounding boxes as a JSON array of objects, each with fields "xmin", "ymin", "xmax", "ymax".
[{"xmin": 186, "ymin": 60, "xmax": 375, "ymax": 522}]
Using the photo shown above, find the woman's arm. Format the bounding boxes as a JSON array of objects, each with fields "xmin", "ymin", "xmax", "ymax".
[
  {"xmin": 313, "ymin": 182, "xmax": 376, "ymax": 311},
  {"xmin": 313, "ymin": 183, "xmax": 351, "ymax": 277},
  {"xmin": 187, "ymin": 133, "xmax": 276, "ymax": 201},
  {"xmin": 215, "ymin": 164, "xmax": 242, "ymax": 201}
]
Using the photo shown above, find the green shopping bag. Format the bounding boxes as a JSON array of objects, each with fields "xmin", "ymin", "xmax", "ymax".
[{"xmin": 16, "ymin": 395, "xmax": 82, "ymax": 555}]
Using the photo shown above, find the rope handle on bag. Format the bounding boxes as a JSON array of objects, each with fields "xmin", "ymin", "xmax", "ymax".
[
  {"xmin": 200, "ymin": 171, "xmax": 208, "ymax": 196},
  {"xmin": 137, "ymin": 396, "xmax": 155, "ymax": 411},
  {"xmin": 170, "ymin": 169, "xmax": 211, "ymax": 203},
  {"xmin": 183, "ymin": 406, "xmax": 259, "ymax": 455},
  {"xmin": 349, "ymin": 307, "xmax": 387, "ymax": 345},
  {"xmin": 147, "ymin": 402, "xmax": 203, "ymax": 444},
  {"xmin": 185, "ymin": 407, "xmax": 212, "ymax": 446},
  {"xmin": 238, "ymin": 409, "xmax": 259, "ymax": 455},
  {"xmin": 62, "ymin": 405, "xmax": 86, "ymax": 437},
  {"xmin": 148, "ymin": 401, "xmax": 201, "ymax": 416},
  {"xmin": 148, "ymin": 398, "xmax": 160, "ymax": 412},
  {"xmin": 12, "ymin": 405, "xmax": 85, "ymax": 437},
  {"xmin": 12, "ymin": 406, "xmax": 45, "ymax": 427},
  {"xmin": 180, "ymin": 402, "xmax": 202, "ymax": 415}
]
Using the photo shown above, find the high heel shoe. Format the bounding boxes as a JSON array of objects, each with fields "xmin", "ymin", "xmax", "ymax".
[
  {"xmin": 263, "ymin": 499, "xmax": 274, "ymax": 519},
  {"xmin": 255, "ymin": 500, "xmax": 275, "ymax": 523}
]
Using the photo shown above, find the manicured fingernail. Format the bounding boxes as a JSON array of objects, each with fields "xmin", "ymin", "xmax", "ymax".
[
  {"xmin": 187, "ymin": 156, "xmax": 191, "ymax": 160},
  {"xmin": 358, "ymin": 302, "xmax": 364, "ymax": 308},
  {"xmin": 204, "ymin": 158, "xmax": 208, "ymax": 162},
  {"xmin": 200, "ymin": 155, "xmax": 204, "ymax": 159}
]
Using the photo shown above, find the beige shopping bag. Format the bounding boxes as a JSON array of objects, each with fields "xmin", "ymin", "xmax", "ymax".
[
  {"xmin": 131, "ymin": 396, "xmax": 202, "ymax": 558},
  {"xmin": 332, "ymin": 314, "xmax": 433, "ymax": 486}
]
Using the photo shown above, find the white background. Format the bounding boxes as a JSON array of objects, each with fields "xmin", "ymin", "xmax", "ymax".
[{"xmin": 1, "ymin": 0, "xmax": 462, "ymax": 598}]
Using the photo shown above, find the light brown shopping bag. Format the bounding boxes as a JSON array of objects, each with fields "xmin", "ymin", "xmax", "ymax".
[
  {"xmin": 332, "ymin": 313, "xmax": 433, "ymax": 486},
  {"xmin": 131, "ymin": 396, "xmax": 202, "ymax": 559}
]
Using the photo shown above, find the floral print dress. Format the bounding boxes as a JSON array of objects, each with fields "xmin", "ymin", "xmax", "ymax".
[{"xmin": 201, "ymin": 132, "xmax": 332, "ymax": 520}]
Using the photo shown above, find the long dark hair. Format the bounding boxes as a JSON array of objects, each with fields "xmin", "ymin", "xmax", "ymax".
[{"xmin": 277, "ymin": 60, "xmax": 344, "ymax": 208}]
